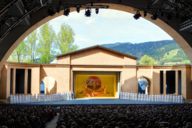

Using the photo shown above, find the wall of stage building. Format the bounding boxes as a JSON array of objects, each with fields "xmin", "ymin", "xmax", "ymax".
[
  {"xmin": 120, "ymin": 67, "xmax": 137, "ymax": 93},
  {"xmin": 136, "ymin": 65, "xmax": 192, "ymax": 99},
  {"xmin": 40, "ymin": 65, "xmax": 139, "ymax": 95},
  {"xmin": 1, "ymin": 63, "xmax": 192, "ymax": 100},
  {"xmin": 0, "ymin": 65, "xmax": 41, "ymax": 99},
  {"xmin": 57, "ymin": 49, "xmax": 137, "ymax": 66},
  {"xmin": 40, "ymin": 65, "xmax": 138, "ymax": 95},
  {"xmin": 185, "ymin": 66, "xmax": 192, "ymax": 99},
  {"xmin": 40, "ymin": 65, "xmax": 71, "ymax": 94},
  {"xmin": 31, "ymin": 67, "xmax": 40, "ymax": 95},
  {"xmin": 0, "ymin": 64, "xmax": 71, "ymax": 98},
  {"xmin": 0, "ymin": 66, "xmax": 7, "ymax": 99}
]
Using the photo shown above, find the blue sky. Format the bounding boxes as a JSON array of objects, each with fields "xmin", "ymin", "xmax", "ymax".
[{"xmin": 49, "ymin": 9, "xmax": 173, "ymax": 49}]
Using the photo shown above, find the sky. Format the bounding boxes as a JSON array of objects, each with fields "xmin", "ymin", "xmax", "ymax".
[{"xmin": 49, "ymin": 9, "xmax": 173, "ymax": 49}]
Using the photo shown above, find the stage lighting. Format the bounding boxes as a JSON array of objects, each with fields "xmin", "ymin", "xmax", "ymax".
[
  {"xmin": 95, "ymin": 8, "xmax": 99, "ymax": 14},
  {"xmin": 133, "ymin": 11, "xmax": 141, "ymax": 20},
  {"xmin": 76, "ymin": 6, "xmax": 80, "ymax": 13},
  {"xmin": 64, "ymin": 8, "xmax": 70, "ymax": 16},
  {"xmin": 151, "ymin": 13, "xmax": 158, "ymax": 20},
  {"xmin": 85, "ymin": 8, "xmax": 91, "ymax": 17}
]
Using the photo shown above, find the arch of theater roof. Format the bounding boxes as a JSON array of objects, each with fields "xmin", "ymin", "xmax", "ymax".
[{"xmin": 0, "ymin": 0, "xmax": 192, "ymax": 68}]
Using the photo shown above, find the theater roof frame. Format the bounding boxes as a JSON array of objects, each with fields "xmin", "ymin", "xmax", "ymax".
[{"xmin": 0, "ymin": 0, "xmax": 192, "ymax": 67}]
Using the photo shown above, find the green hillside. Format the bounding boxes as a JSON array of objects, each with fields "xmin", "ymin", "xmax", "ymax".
[{"xmin": 102, "ymin": 40, "xmax": 191, "ymax": 65}]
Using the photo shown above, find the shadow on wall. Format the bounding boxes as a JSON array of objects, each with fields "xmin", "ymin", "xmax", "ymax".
[
  {"xmin": 49, "ymin": 80, "xmax": 57, "ymax": 94},
  {"xmin": 42, "ymin": 76, "xmax": 57, "ymax": 94},
  {"xmin": 121, "ymin": 77, "xmax": 137, "ymax": 93},
  {"xmin": 40, "ymin": 67, "xmax": 57, "ymax": 94}
]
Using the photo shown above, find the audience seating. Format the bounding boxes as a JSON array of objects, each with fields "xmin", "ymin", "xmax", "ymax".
[
  {"xmin": 56, "ymin": 104, "xmax": 192, "ymax": 128},
  {"xmin": 0, "ymin": 105, "xmax": 56, "ymax": 128},
  {"xmin": 0, "ymin": 104, "xmax": 192, "ymax": 128}
]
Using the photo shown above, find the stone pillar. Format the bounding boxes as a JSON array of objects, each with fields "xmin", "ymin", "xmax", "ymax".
[
  {"xmin": 6, "ymin": 68, "xmax": 10, "ymax": 98},
  {"xmin": 24, "ymin": 69, "xmax": 28, "ymax": 95},
  {"xmin": 12, "ymin": 68, "xmax": 16, "ymax": 95}
]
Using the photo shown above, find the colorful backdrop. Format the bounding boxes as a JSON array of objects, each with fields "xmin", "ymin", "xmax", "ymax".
[{"xmin": 74, "ymin": 72, "xmax": 118, "ymax": 98}]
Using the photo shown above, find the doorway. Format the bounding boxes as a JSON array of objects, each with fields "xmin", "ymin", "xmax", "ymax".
[
  {"xmin": 15, "ymin": 69, "xmax": 25, "ymax": 94},
  {"xmin": 40, "ymin": 81, "xmax": 45, "ymax": 94},
  {"xmin": 160, "ymin": 71, "xmax": 164, "ymax": 94},
  {"xmin": 166, "ymin": 71, "xmax": 176, "ymax": 94},
  {"xmin": 178, "ymin": 70, "xmax": 182, "ymax": 95}
]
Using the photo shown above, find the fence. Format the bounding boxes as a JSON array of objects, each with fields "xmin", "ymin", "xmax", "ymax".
[
  {"xmin": 9, "ymin": 92, "xmax": 73, "ymax": 104},
  {"xmin": 9, "ymin": 92, "xmax": 184, "ymax": 104},
  {"xmin": 119, "ymin": 92, "xmax": 184, "ymax": 103}
]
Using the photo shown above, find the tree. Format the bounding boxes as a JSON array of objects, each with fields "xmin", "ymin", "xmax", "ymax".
[
  {"xmin": 8, "ymin": 41, "xmax": 27, "ymax": 63},
  {"xmin": 57, "ymin": 24, "xmax": 77, "ymax": 54},
  {"xmin": 38, "ymin": 23, "xmax": 56, "ymax": 64},
  {"xmin": 139, "ymin": 55, "xmax": 157, "ymax": 66},
  {"xmin": 8, "ymin": 31, "xmax": 38, "ymax": 63},
  {"xmin": 25, "ymin": 31, "xmax": 38, "ymax": 63},
  {"xmin": 8, "ymin": 23, "xmax": 77, "ymax": 64}
]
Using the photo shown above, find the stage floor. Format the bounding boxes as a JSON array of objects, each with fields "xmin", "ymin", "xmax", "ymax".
[{"xmin": 22, "ymin": 99, "xmax": 183, "ymax": 105}]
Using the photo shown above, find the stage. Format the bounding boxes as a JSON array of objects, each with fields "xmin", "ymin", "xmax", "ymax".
[{"xmin": 19, "ymin": 99, "xmax": 183, "ymax": 105}]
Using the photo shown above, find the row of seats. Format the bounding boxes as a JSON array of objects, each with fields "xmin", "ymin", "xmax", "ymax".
[
  {"xmin": 0, "ymin": 104, "xmax": 192, "ymax": 128},
  {"xmin": 56, "ymin": 104, "xmax": 192, "ymax": 128},
  {"xmin": 0, "ymin": 105, "xmax": 56, "ymax": 128}
]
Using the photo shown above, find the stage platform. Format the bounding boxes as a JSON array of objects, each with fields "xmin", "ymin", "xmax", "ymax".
[{"xmin": 18, "ymin": 99, "xmax": 184, "ymax": 105}]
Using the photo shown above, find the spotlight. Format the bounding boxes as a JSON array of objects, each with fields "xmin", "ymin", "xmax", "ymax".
[
  {"xmin": 95, "ymin": 8, "xmax": 99, "ymax": 14},
  {"xmin": 85, "ymin": 8, "xmax": 91, "ymax": 17},
  {"xmin": 151, "ymin": 13, "xmax": 158, "ymax": 20},
  {"xmin": 76, "ymin": 6, "xmax": 80, "ymax": 13},
  {"xmin": 133, "ymin": 11, "xmax": 141, "ymax": 20},
  {"xmin": 63, "ymin": 8, "xmax": 70, "ymax": 16}
]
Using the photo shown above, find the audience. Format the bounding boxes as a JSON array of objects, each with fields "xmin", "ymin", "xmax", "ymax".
[
  {"xmin": 0, "ymin": 104, "xmax": 192, "ymax": 128},
  {"xmin": 56, "ymin": 104, "xmax": 192, "ymax": 128},
  {"xmin": 0, "ymin": 105, "xmax": 56, "ymax": 128}
]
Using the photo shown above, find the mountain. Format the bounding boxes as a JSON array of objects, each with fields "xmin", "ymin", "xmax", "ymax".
[{"xmin": 102, "ymin": 40, "xmax": 191, "ymax": 65}]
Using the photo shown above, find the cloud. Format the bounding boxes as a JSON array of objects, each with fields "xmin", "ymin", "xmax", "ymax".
[
  {"xmin": 74, "ymin": 35, "xmax": 98, "ymax": 48},
  {"xmin": 99, "ymin": 9, "xmax": 133, "ymax": 20},
  {"xmin": 48, "ymin": 9, "xmax": 172, "ymax": 48}
]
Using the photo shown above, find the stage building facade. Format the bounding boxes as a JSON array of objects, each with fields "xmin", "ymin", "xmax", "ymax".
[{"xmin": 0, "ymin": 46, "xmax": 192, "ymax": 100}]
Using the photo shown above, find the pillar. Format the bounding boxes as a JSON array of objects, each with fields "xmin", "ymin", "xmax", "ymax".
[
  {"xmin": 6, "ymin": 68, "xmax": 10, "ymax": 98},
  {"xmin": 12, "ymin": 68, "xmax": 16, "ymax": 95},
  {"xmin": 24, "ymin": 69, "xmax": 28, "ymax": 95}
]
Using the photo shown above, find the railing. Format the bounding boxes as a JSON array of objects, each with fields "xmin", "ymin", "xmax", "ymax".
[
  {"xmin": 9, "ymin": 92, "xmax": 184, "ymax": 104},
  {"xmin": 119, "ymin": 92, "xmax": 184, "ymax": 103},
  {"xmin": 9, "ymin": 92, "xmax": 73, "ymax": 104}
]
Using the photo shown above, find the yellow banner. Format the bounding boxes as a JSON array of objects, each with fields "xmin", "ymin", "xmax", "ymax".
[{"xmin": 74, "ymin": 72, "xmax": 118, "ymax": 98}]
